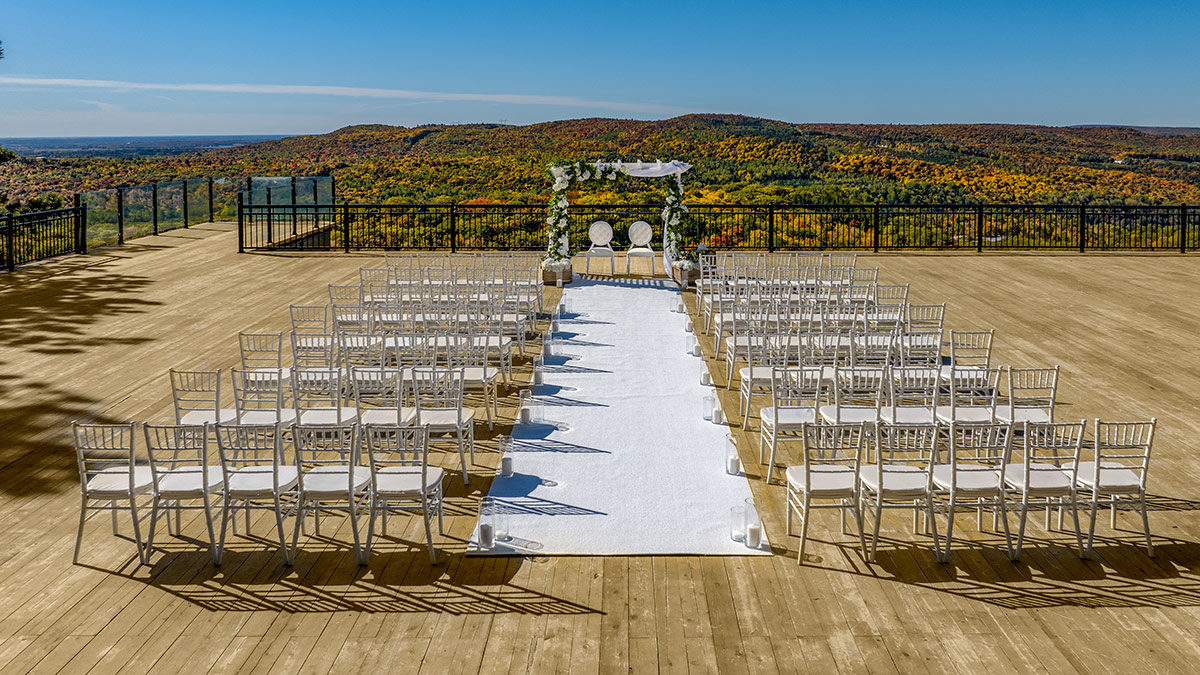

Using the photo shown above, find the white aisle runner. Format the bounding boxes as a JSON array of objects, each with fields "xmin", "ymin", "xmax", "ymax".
[{"xmin": 469, "ymin": 276, "xmax": 770, "ymax": 555}]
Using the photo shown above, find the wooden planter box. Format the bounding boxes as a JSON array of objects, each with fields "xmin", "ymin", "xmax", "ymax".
[
  {"xmin": 543, "ymin": 268, "xmax": 575, "ymax": 285},
  {"xmin": 671, "ymin": 265, "xmax": 700, "ymax": 289}
]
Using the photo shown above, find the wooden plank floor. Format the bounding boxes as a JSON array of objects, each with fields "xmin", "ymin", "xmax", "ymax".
[{"xmin": 2, "ymin": 224, "xmax": 1199, "ymax": 674}]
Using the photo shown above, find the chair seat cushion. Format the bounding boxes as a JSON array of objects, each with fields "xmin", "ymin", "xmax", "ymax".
[
  {"xmin": 787, "ymin": 465, "xmax": 856, "ymax": 498},
  {"xmin": 300, "ymin": 465, "xmax": 371, "ymax": 497},
  {"xmin": 226, "ymin": 465, "xmax": 299, "ymax": 497},
  {"xmin": 296, "ymin": 407, "xmax": 359, "ymax": 425},
  {"xmin": 1003, "ymin": 462, "xmax": 1073, "ymax": 493},
  {"xmin": 86, "ymin": 466, "xmax": 154, "ymax": 497},
  {"xmin": 461, "ymin": 366, "xmax": 497, "ymax": 384},
  {"xmin": 934, "ymin": 406, "xmax": 995, "ymax": 424},
  {"xmin": 818, "ymin": 405, "xmax": 878, "ymax": 423},
  {"xmin": 237, "ymin": 410, "xmax": 297, "ymax": 426},
  {"xmin": 374, "ymin": 466, "xmax": 445, "ymax": 497},
  {"xmin": 859, "ymin": 464, "xmax": 928, "ymax": 497},
  {"xmin": 359, "ymin": 407, "xmax": 418, "ymax": 426},
  {"xmin": 995, "ymin": 408, "xmax": 1052, "ymax": 424},
  {"xmin": 1068, "ymin": 461, "xmax": 1142, "ymax": 493},
  {"xmin": 879, "ymin": 407, "xmax": 935, "ymax": 424},
  {"xmin": 761, "ymin": 406, "xmax": 817, "ymax": 429},
  {"xmin": 180, "ymin": 408, "xmax": 238, "ymax": 425},
  {"xmin": 931, "ymin": 463, "xmax": 1002, "ymax": 494},
  {"xmin": 738, "ymin": 366, "xmax": 776, "ymax": 384},
  {"xmin": 156, "ymin": 465, "xmax": 224, "ymax": 497},
  {"xmin": 417, "ymin": 408, "xmax": 474, "ymax": 430}
]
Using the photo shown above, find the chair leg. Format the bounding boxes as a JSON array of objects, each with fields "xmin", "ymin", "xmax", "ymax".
[
  {"xmin": 365, "ymin": 500, "xmax": 377, "ymax": 557},
  {"xmin": 129, "ymin": 499, "xmax": 148, "ymax": 565},
  {"xmin": 456, "ymin": 431, "xmax": 470, "ymax": 484},
  {"xmin": 73, "ymin": 494, "xmax": 88, "ymax": 564},
  {"xmin": 1085, "ymin": 494, "xmax": 1100, "ymax": 559},
  {"xmin": 869, "ymin": 494, "xmax": 883, "ymax": 562},
  {"xmin": 202, "ymin": 494, "xmax": 218, "ymax": 564},
  {"xmin": 422, "ymin": 501, "xmax": 436, "ymax": 563},
  {"xmin": 281, "ymin": 497, "xmax": 297, "ymax": 566},
  {"xmin": 797, "ymin": 495, "xmax": 812, "ymax": 564},
  {"xmin": 349, "ymin": 495, "xmax": 365, "ymax": 566},
  {"xmin": 146, "ymin": 500, "xmax": 160, "ymax": 561},
  {"xmin": 924, "ymin": 494, "xmax": 941, "ymax": 559},
  {"xmin": 996, "ymin": 495, "xmax": 1014, "ymax": 561},
  {"xmin": 851, "ymin": 498, "xmax": 867, "ymax": 561},
  {"xmin": 1014, "ymin": 498, "xmax": 1029, "ymax": 561},
  {"xmin": 1069, "ymin": 492, "xmax": 1086, "ymax": 559},
  {"xmin": 1138, "ymin": 492, "xmax": 1153, "ymax": 557},
  {"xmin": 941, "ymin": 497, "xmax": 956, "ymax": 564}
]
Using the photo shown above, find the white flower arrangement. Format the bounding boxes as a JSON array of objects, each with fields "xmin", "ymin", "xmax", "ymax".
[
  {"xmin": 541, "ymin": 259, "xmax": 573, "ymax": 272},
  {"xmin": 672, "ymin": 259, "xmax": 697, "ymax": 271}
]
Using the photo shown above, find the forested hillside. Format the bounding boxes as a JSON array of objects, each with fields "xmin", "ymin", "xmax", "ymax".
[{"xmin": 5, "ymin": 114, "xmax": 1200, "ymax": 211}]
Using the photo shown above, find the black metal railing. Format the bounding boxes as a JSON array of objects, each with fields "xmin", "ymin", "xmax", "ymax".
[
  {"xmin": 238, "ymin": 202, "xmax": 1199, "ymax": 253},
  {"xmin": 2, "ymin": 205, "xmax": 86, "ymax": 271}
]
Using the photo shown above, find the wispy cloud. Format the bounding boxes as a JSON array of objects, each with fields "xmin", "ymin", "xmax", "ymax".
[
  {"xmin": 0, "ymin": 76, "xmax": 681, "ymax": 114},
  {"xmin": 76, "ymin": 99, "xmax": 120, "ymax": 112}
]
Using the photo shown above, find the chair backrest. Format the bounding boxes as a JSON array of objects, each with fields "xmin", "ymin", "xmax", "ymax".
[
  {"xmin": 945, "ymin": 422, "xmax": 1013, "ymax": 487},
  {"xmin": 73, "ymin": 422, "xmax": 139, "ymax": 494},
  {"xmin": 875, "ymin": 284, "xmax": 910, "ymax": 307},
  {"xmin": 411, "ymin": 367, "xmax": 466, "ymax": 421},
  {"xmin": 231, "ymin": 367, "xmax": 286, "ymax": 415},
  {"xmin": 949, "ymin": 329, "xmax": 994, "ymax": 369},
  {"xmin": 850, "ymin": 332, "xmax": 896, "ymax": 368},
  {"xmin": 215, "ymin": 423, "xmax": 285, "ymax": 477},
  {"xmin": 1005, "ymin": 365, "xmax": 1059, "ymax": 418},
  {"xmin": 292, "ymin": 368, "xmax": 345, "ymax": 416},
  {"xmin": 771, "ymin": 366, "xmax": 824, "ymax": 409},
  {"xmin": 628, "ymin": 221, "xmax": 653, "ymax": 247},
  {"xmin": 332, "ymin": 304, "xmax": 373, "ymax": 334},
  {"xmin": 1091, "ymin": 418, "xmax": 1156, "ymax": 491},
  {"xmin": 290, "ymin": 305, "xmax": 328, "ymax": 334},
  {"xmin": 874, "ymin": 422, "xmax": 939, "ymax": 471},
  {"xmin": 328, "ymin": 284, "xmax": 361, "ymax": 306},
  {"xmin": 362, "ymin": 424, "xmax": 431, "ymax": 493},
  {"xmin": 887, "ymin": 366, "xmax": 941, "ymax": 414},
  {"xmin": 292, "ymin": 424, "xmax": 359, "ymax": 476},
  {"xmin": 944, "ymin": 366, "xmax": 1002, "ymax": 419},
  {"xmin": 898, "ymin": 330, "xmax": 942, "ymax": 367},
  {"xmin": 825, "ymin": 253, "xmax": 858, "ymax": 269},
  {"xmin": 907, "ymin": 303, "xmax": 946, "ymax": 333},
  {"xmin": 143, "ymin": 423, "xmax": 211, "ymax": 487},
  {"xmin": 351, "ymin": 366, "xmax": 408, "ymax": 420},
  {"xmin": 588, "ymin": 221, "xmax": 613, "ymax": 247},
  {"xmin": 239, "ymin": 332, "xmax": 283, "ymax": 371},
  {"xmin": 169, "ymin": 369, "xmax": 221, "ymax": 424},
  {"xmin": 359, "ymin": 267, "xmax": 389, "ymax": 286},
  {"xmin": 829, "ymin": 367, "xmax": 886, "ymax": 420},
  {"xmin": 1017, "ymin": 420, "xmax": 1086, "ymax": 489},
  {"xmin": 801, "ymin": 332, "xmax": 848, "ymax": 369},
  {"xmin": 797, "ymin": 422, "xmax": 867, "ymax": 488},
  {"xmin": 291, "ymin": 332, "xmax": 337, "ymax": 370},
  {"xmin": 338, "ymin": 332, "xmax": 386, "ymax": 370}
]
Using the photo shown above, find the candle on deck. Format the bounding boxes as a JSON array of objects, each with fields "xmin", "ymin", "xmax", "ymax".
[
  {"xmin": 677, "ymin": 301, "xmax": 686, "ymax": 313},
  {"xmin": 501, "ymin": 455, "xmax": 514, "ymax": 477},
  {"xmin": 726, "ymin": 453, "xmax": 740, "ymax": 476},
  {"xmin": 692, "ymin": 343, "xmax": 702, "ymax": 357},
  {"xmin": 519, "ymin": 408, "xmax": 532, "ymax": 424},
  {"xmin": 479, "ymin": 523, "xmax": 495, "ymax": 549},
  {"xmin": 701, "ymin": 371, "xmax": 711, "ymax": 386},
  {"xmin": 746, "ymin": 523, "xmax": 762, "ymax": 549},
  {"xmin": 712, "ymin": 406, "xmax": 725, "ymax": 425},
  {"xmin": 684, "ymin": 322, "xmax": 693, "ymax": 333}
]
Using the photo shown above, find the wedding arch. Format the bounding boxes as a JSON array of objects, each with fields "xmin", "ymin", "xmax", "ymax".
[{"xmin": 543, "ymin": 160, "xmax": 692, "ymax": 273}]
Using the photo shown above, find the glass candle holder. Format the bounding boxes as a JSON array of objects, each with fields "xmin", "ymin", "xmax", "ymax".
[
  {"xmin": 518, "ymin": 390, "xmax": 532, "ymax": 424},
  {"xmin": 479, "ymin": 498, "xmax": 497, "ymax": 549},
  {"xmin": 702, "ymin": 393, "xmax": 715, "ymax": 421},
  {"xmin": 543, "ymin": 335, "xmax": 555, "ymax": 357},
  {"xmin": 701, "ymin": 370, "xmax": 712, "ymax": 386},
  {"xmin": 726, "ymin": 435, "xmax": 740, "ymax": 475},
  {"xmin": 744, "ymin": 498, "xmax": 762, "ymax": 549},
  {"xmin": 730, "ymin": 506, "xmax": 746, "ymax": 542},
  {"xmin": 676, "ymin": 301, "xmax": 686, "ymax": 314},
  {"xmin": 684, "ymin": 321, "xmax": 694, "ymax": 333}
]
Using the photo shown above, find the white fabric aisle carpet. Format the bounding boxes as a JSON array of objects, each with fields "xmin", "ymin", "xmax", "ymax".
[{"xmin": 469, "ymin": 275, "xmax": 770, "ymax": 556}]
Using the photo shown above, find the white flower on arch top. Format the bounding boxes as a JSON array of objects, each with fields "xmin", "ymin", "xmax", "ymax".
[{"xmin": 544, "ymin": 159, "xmax": 692, "ymax": 270}]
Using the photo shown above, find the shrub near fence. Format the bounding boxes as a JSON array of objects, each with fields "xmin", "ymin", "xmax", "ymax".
[{"xmin": 238, "ymin": 202, "xmax": 1200, "ymax": 253}]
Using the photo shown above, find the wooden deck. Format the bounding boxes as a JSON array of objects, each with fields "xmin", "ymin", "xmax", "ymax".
[{"xmin": 1, "ymin": 224, "xmax": 1199, "ymax": 674}]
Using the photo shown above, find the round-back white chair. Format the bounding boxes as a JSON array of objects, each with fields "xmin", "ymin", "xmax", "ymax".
[
  {"xmin": 585, "ymin": 221, "xmax": 615, "ymax": 275},
  {"xmin": 625, "ymin": 220, "xmax": 656, "ymax": 275}
]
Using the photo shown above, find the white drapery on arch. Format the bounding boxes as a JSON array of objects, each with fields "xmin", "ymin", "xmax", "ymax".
[{"xmin": 547, "ymin": 160, "xmax": 692, "ymax": 271}]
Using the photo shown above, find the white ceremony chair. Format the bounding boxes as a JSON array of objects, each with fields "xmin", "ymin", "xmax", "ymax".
[
  {"xmin": 351, "ymin": 366, "xmax": 417, "ymax": 426},
  {"xmin": 328, "ymin": 283, "xmax": 361, "ymax": 307},
  {"xmin": 363, "ymin": 425, "xmax": 445, "ymax": 563},
  {"xmin": 411, "ymin": 366, "xmax": 474, "ymax": 484},
  {"xmin": 881, "ymin": 366, "xmax": 940, "ymax": 425},
  {"xmin": 291, "ymin": 331, "xmax": 338, "ymax": 370},
  {"xmin": 906, "ymin": 303, "xmax": 945, "ymax": 334},
  {"xmin": 850, "ymin": 332, "xmax": 896, "ymax": 369},
  {"xmin": 239, "ymin": 332, "xmax": 288, "ymax": 377},
  {"xmin": 290, "ymin": 424, "xmax": 371, "ymax": 565},
  {"xmin": 762, "ymin": 366, "xmax": 824, "ymax": 484},
  {"xmin": 625, "ymin": 220, "xmax": 656, "ymax": 275},
  {"xmin": 1003, "ymin": 420, "xmax": 1087, "ymax": 560},
  {"xmin": 738, "ymin": 336, "xmax": 791, "ymax": 430},
  {"xmin": 585, "ymin": 221, "xmax": 615, "ymax": 275},
  {"xmin": 997, "ymin": 366, "xmax": 1060, "ymax": 424},
  {"xmin": 448, "ymin": 335, "xmax": 499, "ymax": 430},
  {"xmin": 214, "ymin": 423, "xmax": 298, "ymax": 565},
  {"xmin": 931, "ymin": 422, "xmax": 1015, "ymax": 563},
  {"xmin": 231, "ymin": 367, "xmax": 296, "ymax": 425},
  {"xmin": 859, "ymin": 422, "xmax": 941, "ymax": 562},
  {"xmin": 291, "ymin": 367, "xmax": 357, "ymax": 425},
  {"xmin": 947, "ymin": 329, "xmax": 994, "ymax": 373},
  {"xmin": 786, "ymin": 422, "xmax": 869, "ymax": 563},
  {"xmin": 875, "ymin": 283, "xmax": 910, "ymax": 309},
  {"xmin": 290, "ymin": 304, "xmax": 330, "ymax": 336},
  {"xmin": 1073, "ymin": 418, "xmax": 1156, "ymax": 557},
  {"xmin": 897, "ymin": 330, "xmax": 942, "ymax": 368},
  {"xmin": 819, "ymin": 367, "xmax": 885, "ymax": 424},
  {"xmin": 143, "ymin": 423, "xmax": 223, "ymax": 563},
  {"xmin": 169, "ymin": 369, "xmax": 237, "ymax": 425},
  {"xmin": 72, "ymin": 422, "xmax": 153, "ymax": 565}
]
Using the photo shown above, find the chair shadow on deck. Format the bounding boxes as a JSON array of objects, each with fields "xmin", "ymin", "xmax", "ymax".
[{"xmin": 785, "ymin": 512, "xmax": 1200, "ymax": 611}]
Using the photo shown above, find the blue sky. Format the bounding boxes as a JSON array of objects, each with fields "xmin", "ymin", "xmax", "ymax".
[{"xmin": 1, "ymin": 0, "xmax": 1197, "ymax": 136}]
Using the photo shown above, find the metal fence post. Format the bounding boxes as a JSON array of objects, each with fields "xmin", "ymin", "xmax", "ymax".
[
  {"xmin": 449, "ymin": 204, "xmax": 458, "ymax": 253},
  {"xmin": 291, "ymin": 176, "xmax": 298, "ymax": 235},
  {"xmin": 208, "ymin": 177, "xmax": 214, "ymax": 221},
  {"xmin": 73, "ymin": 194, "xmax": 86, "ymax": 253},
  {"xmin": 330, "ymin": 176, "xmax": 337, "ymax": 204},
  {"xmin": 237, "ymin": 192, "xmax": 245, "ymax": 253},
  {"xmin": 872, "ymin": 204, "xmax": 880, "ymax": 253},
  {"xmin": 1181, "ymin": 204, "xmax": 1188, "ymax": 254},
  {"xmin": 767, "ymin": 205, "xmax": 775, "ymax": 252},
  {"xmin": 976, "ymin": 204, "xmax": 984, "ymax": 253},
  {"xmin": 117, "ymin": 187, "xmax": 125, "ymax": 245},
  {"xmin": 246, "ymin": 177, "xmax": 253, "ymax": 205},
  {"xmin": 1078, "ymin": 204, "xmax": 1086, "ymax": 253},
  {"xmin": 152, "ymin": 182, "xmax": 159, "ymax": 235},
  {"xmin": 265, "ymin": 188, "xmax": 274, "ymax": 245},
  {"xmin": 5, "ymin": 212, "xmax": 14, "ymax": 271},
  {"xmin": 343, "ymin": 203, "xmax": 351, "ymax": 253},
  {"xmin": 182, "ymin": 179, "xmax": 190, "ymax": 228}
]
